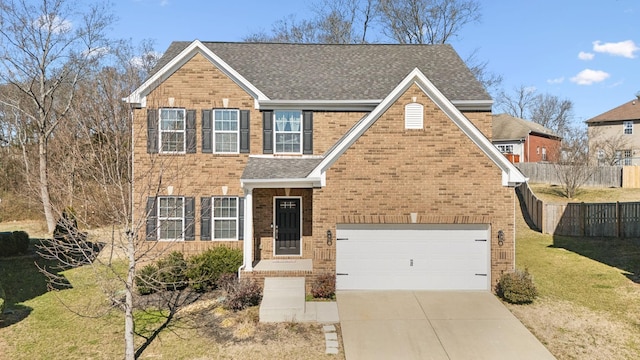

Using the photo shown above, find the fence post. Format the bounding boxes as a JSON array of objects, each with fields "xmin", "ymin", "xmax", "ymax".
[
  {"xmin": 616, "ymin": 201, "xmax": 621, "ymax": 238},
  {"xmin": 580, "ymin": 202, "xmax": 586, "ymax": 237}
]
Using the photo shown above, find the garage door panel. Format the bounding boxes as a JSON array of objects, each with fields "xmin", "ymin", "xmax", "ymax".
[{"xmin": 336, "ymin": 224, "xmax": 490, "ymax": 291}]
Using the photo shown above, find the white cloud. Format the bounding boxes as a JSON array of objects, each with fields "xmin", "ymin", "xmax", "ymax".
[
  {"xmin": 83, "ymin": 46, "xmax": 109, "ymax": 59},
  {"xmin": 592, "ymin": 40, "xmax": 639, "ymax": 58},
  {"xmin": 129, "ymin": 51, "xmax": 163, "ymax": 69},
  {"xmin": 570, "ymin": 69, "xmax": 610, "ymax": 85},
  {"xmin": 34, "ymin": 14, "xmax": 72, "ymax": 34},
  {"xmin": 547, "ymin": 77, "xmax": 564, "ymax": 84},
  {"xmin": 578, "ymin": 51, "xmax": 594, "ymax": 60}
]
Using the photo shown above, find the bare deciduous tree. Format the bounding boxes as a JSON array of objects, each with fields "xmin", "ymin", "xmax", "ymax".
[
  {"xmin": 496, "ymin": 85, "xmax": 574, "ymax": 136},
  {"xmin": 0, "ymin": 0, "xmax": 113, "ymax": 232},
  {"xmin": 588, "ymin": 127, "xmax": 632, "ymax": 166},
  {"xmin": 553, "ymin": 125, "xmax": 593, "ymax": 198},
  {"xmin": 377, "ymin": 0, "xmax": 481, "ymax": 44}
]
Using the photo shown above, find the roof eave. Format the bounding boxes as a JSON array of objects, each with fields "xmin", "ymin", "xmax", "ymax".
[
  {"xmin": 241, "ymin": 177, "xmax": 323, "ymax": 190},
  {"xmin": 258, "ymin": 99, "xmax": 382, "ymax": 111}
]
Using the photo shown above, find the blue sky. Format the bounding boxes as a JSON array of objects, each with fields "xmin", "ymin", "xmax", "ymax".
[{"xmin": 111, "ymin": 0, "xmax": 639, "ymax": 125}]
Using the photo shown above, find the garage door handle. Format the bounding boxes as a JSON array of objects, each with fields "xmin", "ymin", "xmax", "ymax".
[
  {"xmin": 336, "ymin": 238, "xmax": 349, "ymax": 241},
  {"xmin": 475, "ymin": 273, "xmax": 487, "ymax": 276},
  {"xmin": 336, "ymin": 273, "xmax": 349, "ymax": 276}
]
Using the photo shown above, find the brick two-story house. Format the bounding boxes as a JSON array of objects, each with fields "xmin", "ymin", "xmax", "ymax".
[{"xmin": 125, "ymin": 40, "xmax": 526, "ymax": 292}]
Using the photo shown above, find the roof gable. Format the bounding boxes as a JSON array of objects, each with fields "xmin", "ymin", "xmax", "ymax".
[
  {"xmin": 124, "ymin": 40, "xmax": 268, "ymax": 107},
  {"xmin": 130, "ymin": 40, "xmax": 491, "ymax": 106},
  {"xmin": 308, "ymin": 69, "xmax": 526, "ymax": 187}
]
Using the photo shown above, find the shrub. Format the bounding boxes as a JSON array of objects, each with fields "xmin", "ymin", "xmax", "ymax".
[
  {"xmin": 216, "ymin": 272, "xmax": 238, "ymax": 294},
  {"xmin": 311, "ymin": 273, "xmax": 336, "ymax": 299},
  {"xmin": 224, "ymin": 279, "xmax": 262, "ymax": 311},
  {"xmin": 156, "ymin": 252, "xmax": 188, "ymax": 291},
  {"xmin": 186, "ymin": 247, "xmax": 242, "ymax": 292},
  {"xmin": 136, "ymin": 264, "xmax": 160, "ymax": 295},
  {"xmin": 0, "ymin": 230, "xmax": 30, "ymax": 257},
  {"xmin": 496, "ymin": 269, "xmax": 538, "ymax": 304}
]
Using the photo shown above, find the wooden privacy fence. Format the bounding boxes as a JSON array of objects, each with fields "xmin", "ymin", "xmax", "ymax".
[
  {"xmin": 515, "ymin": 163, "xmax": 622, "ymax": 188},
  {"xmin": 517, "ymin": 183, "xmax": 640, "ymax": 237},
  {"xmin": 622, "ymin": 166, "xmax": 640, "ymax": 188}
]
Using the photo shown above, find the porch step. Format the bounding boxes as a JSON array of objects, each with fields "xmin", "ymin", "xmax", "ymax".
[
  {"xmin": 258, "ymin": 277, "xmax": 340, "ymax": 323},
  {"xmin": 259, "ymin": 277, "xmax": 306, "ymax": 322}
]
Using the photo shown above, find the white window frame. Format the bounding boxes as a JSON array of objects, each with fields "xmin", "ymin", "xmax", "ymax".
[
  {"xmin": 158, "ymin": 196, "xmax": 184, "ymax": 241},
  {"xmin": 624, "ymin": 121, "xmax": 633, "ymax": 135},
  {"xmin": 213, "ymin": 109, "xmax": 240, "ymax": 153},
  {"xmin": 496, "ymin": 144, "xmax": 514, "ymax": 154},
  {"xmin": 542, "ymin": 147, "xmax": 547, "ymax": 161},
  {"xmin": 159, "ymin": 108, "xmax": 186, "ymax": 153},
  {"xmin": 212, "ymin": 196, "xmax": 239, "ymax": 240},
  {"xmin": 624, "ymin": 150, "xmax": 632, "ymax": 166},
  {"xmin": 274, "ymin": 110, "xmax": 302, "ymax": 154}
]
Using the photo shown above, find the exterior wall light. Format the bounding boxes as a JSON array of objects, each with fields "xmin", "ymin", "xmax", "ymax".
[
  {"xmin": 497, "ymin": 230, "xmax": 505, "ymax": 247},
  {"xmin": 326, "ymin": 229, "xmax": 333, "ymax": 245}
]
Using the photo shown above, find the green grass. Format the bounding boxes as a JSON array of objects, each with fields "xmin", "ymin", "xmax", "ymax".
[{"xmin": 514, "ymin": 209, "xmax": 640, "ymax": 333}]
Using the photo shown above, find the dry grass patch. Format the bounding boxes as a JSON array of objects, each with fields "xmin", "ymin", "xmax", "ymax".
[{"xmin": 529, "ymin": 183, "xmax": 640, "ymax": 203}]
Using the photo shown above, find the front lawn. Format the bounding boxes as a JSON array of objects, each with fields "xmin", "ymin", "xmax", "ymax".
[
  {"xmin": 0, "ymin": 224, "xmax": 342, "ymax": 359},
  {"xmin": 509, "ymin": 198, "xmax": 640, "ymax": 359}
]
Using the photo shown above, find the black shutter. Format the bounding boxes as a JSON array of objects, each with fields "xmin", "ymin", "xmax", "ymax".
[
  {"xmin": 147, "ymin": 109, "xmax": 158, "ymax": 154},
  {"xmin": 263, "ymin": 111, "xmax": 273, "ymax": 154},
  {"xmin": 186, "ymin": 110, "xmax": 196, "ymax": 153},
  {"xmin": 303, "ymin": 111, "xmax": 313, "ymax": 154},
  {"xmin": 201, "ymin": 197, "xmax": 212, "ymax": 240},
  {"xmin": 238, "ymin": 197, "xmax": 245, "ymax": 240},
  {"xmin": 202, "ymin": 110, "xmax": 212, "ymax": 153},
  {"xmin": 184, "ymin": 197, "xmax": 195, "ymax": 240},
  {"xmin": 240, "ymin": 110, "xmax": 250, "ymax": 153},
  {"xmin": 145, "ymin": 197, "xmax": 157, "ymax": 241}
]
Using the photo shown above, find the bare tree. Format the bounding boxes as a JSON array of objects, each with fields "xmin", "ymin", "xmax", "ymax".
[
  {"xmin": 0, "ymin": 0, "xmax": 113, "ymax": 232},
  {"xmin": 553, "ymin": 125, "xmax": 593, "ymax": 198},
  {"xmin": 377, "ymin": 0, "xmax": 481, "ymax": 44},
  {"xmin": 588, "ymin": 127, "xmax": 632, "ymax": 166},
  {"xmin": 496, "ymin": 85, "xmax": 574, "ymax": 136},
  {"xmin": 465, "ymin": 48, "xmax": 503, "ymax": 97}
]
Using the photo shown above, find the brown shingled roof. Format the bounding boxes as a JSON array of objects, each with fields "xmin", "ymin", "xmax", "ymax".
[
  {"xmin": 492, "ymin": 113, "xmax": 560, "ymax": 141},
  {"xmin": 586, "ymin": 98, "xmax": 640, "ymax": 123}
]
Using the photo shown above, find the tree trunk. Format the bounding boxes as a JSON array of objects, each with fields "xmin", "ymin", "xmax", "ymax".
[
  {"xmin": 124, "ymin": 231, "xmax": 136, "ymax": 360},
  {"xmin": 39, "ymin": 137, "xmax": 56, "ymax": 233}
]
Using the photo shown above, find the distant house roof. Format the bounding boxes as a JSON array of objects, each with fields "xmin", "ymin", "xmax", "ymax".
[
  {"xmin": 147, "ymin": 41, "xmax": 491, "ymax": 102},
  {"xmin": 586, "ymin": 98, "xmax": 640, "ymax": 123},
  {"xmin": 492, "ymin": 113, "xmax": 560, "ymax": 141}
]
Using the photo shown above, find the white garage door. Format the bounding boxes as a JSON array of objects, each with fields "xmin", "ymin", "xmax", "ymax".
[{"xmin": 336, "ymin": 224, "xmax": 490, "ymax": 291}]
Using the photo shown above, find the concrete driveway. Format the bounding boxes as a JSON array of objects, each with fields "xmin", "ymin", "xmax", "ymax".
[{"xmin": 337, "ymin": 291, "xmax": 555, "ymax": 360}]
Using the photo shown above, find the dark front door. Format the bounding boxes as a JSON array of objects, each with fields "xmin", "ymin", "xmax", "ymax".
[{"xmin": 275, "ymin": 198, "xmax": 301, "ymax": 255}]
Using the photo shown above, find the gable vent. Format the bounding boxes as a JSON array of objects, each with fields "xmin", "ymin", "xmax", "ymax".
[{"xmin": 405, "ymin": 103, "xmax": 424, "ymax": 129}]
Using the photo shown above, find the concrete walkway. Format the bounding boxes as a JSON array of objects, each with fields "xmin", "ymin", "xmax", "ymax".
[
  {"xmin": 337, "ymin": 291, "xmax": 556, "ymax": 360},
  {"xmin": 259, "ymin": 277, "xmax": 339, "ymax": 323}
]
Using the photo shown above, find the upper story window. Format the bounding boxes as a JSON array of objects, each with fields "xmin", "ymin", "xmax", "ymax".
[
  {"xmin": 214, "ymin": 109, "xmax": 239, "ymax": 153},
  {"xmin": 275, "ymin": 110, "xmax": 302, "ymax": 153},
  {"xmin": 158, "ymin": 196, "xmax": 184, "ymax": 240},
  {"xmin": 496, "ymin": 144, "xmax": 513, "ymax": 154},
  {"xmin": 542, "ymin": 147, "xmax": 547, "ymax": 161},
  {"xmin": 159, "ymin": 108, "xmax": 185, "ymax": 153},
  {"xmin": 624, "ymin": 121, "xmax": 633, "ymax": 135}
]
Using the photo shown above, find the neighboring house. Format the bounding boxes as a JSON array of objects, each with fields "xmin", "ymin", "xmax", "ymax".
[
  {"xmin": 125, "ymin": 40, "xmax": 526, "ymax": 292},
  {"xmin": 587, "ymin": 95, "xmax": 640, "ymax": 166},
  {"xmin": 492, "ymin": 113, "xmax": 562, "ymax": 163}
]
